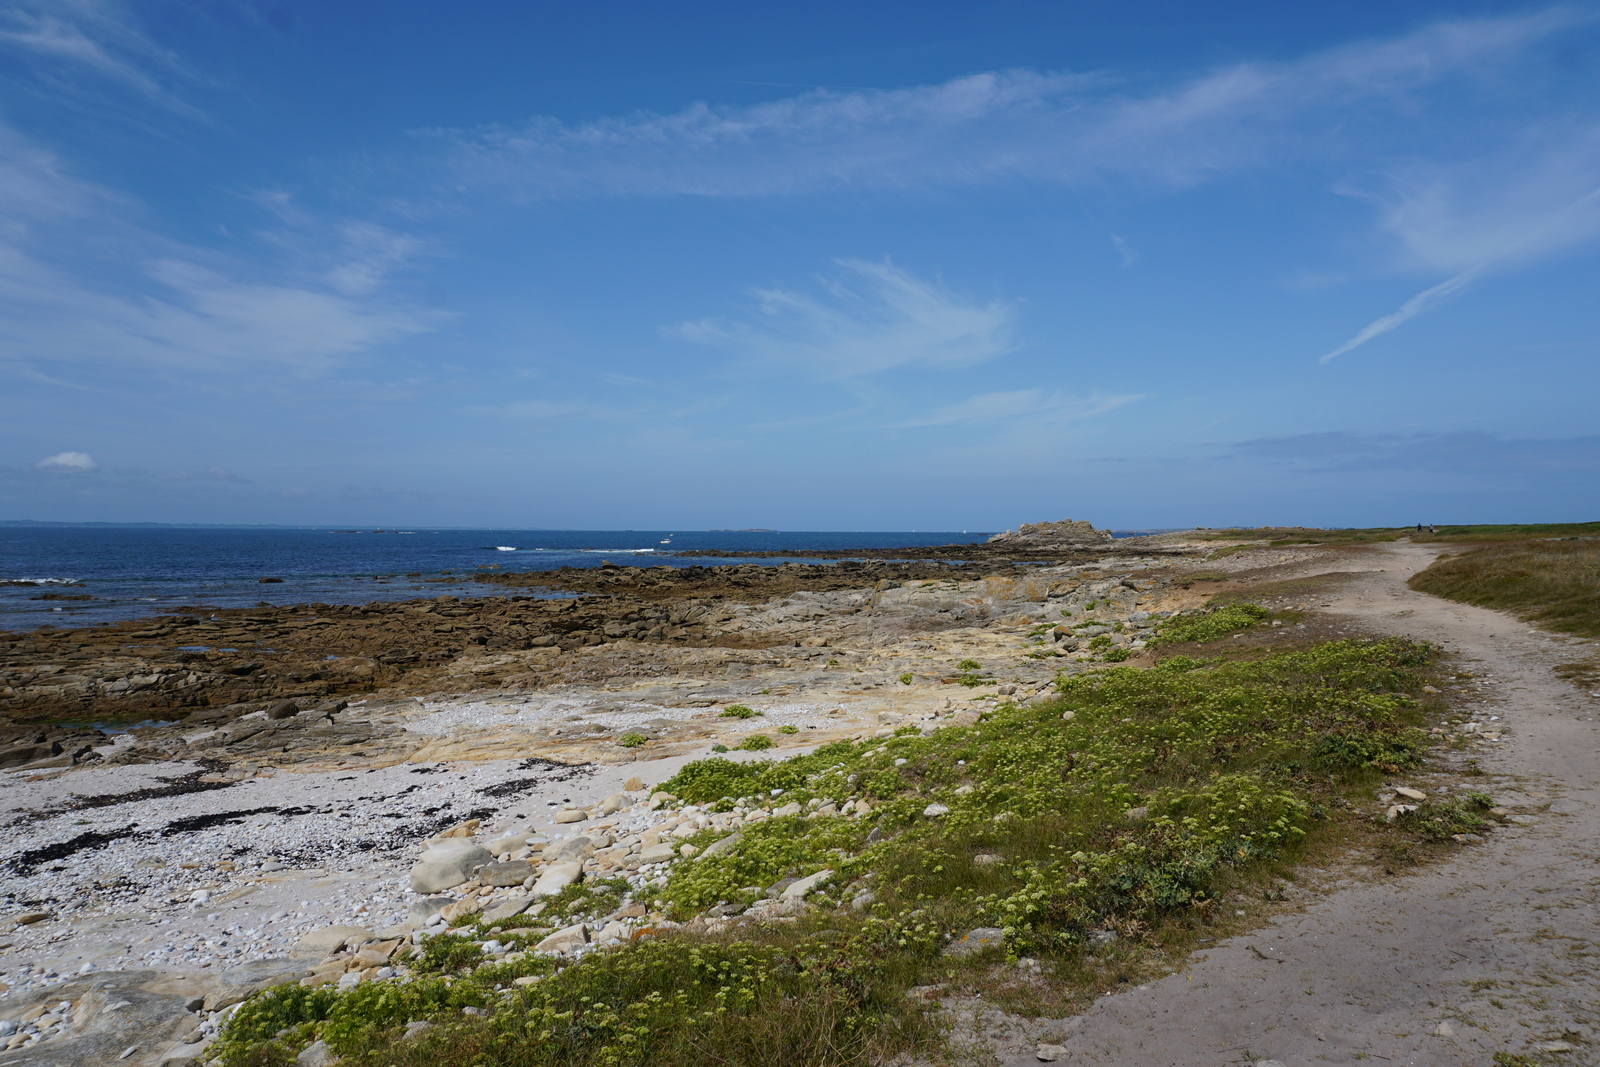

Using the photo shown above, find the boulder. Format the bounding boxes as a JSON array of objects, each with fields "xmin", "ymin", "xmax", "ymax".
[
  {"xmin": 780, "ymin": 869, "xmax": 833, "ymax": 901},
  {"xmin": 598, "ymin": 793, "xmax": 630, "ymax": 815},
  {"xmin": 290, "ymin": 926, "xmax": 372, "ymax": 959},
  {"xmin": 547, "ymin": 836, "xmax": 594, "ymax": 864},
  {"xmin": 534, "ymin": 924, "xmax": 588, "ymax": 954},
  {"xmin": 480, "ymin": 860, "xmax": 535, "ymax": 887},
  {"xmin": 407, "ymin": 897, "xmax": 456, "ymax": 926},
  {"xmin": 552, "ymin": 808, "xmax": 588, "ymax": 824},
  {"xmin": 480, "ymin": 896, "xmax": 536, "ymax": 924},
  {"xmin": 410, "ymin": 843, "xmax": 492, "ymax": 893},
  {"xmin": 297, "ymin": 1039, "xmax": 337, "ymax": 1066},
  {"xmin": 697, "ymin": 831, "xmax": 743, "ymax": 859},
  {"xmin": 530, "ymin": 861, "xmax": 583, "ymax": 898},
  {"xmin": 266, "ymin": 700, "xmax": 300, "ymax": 720},
  {"xmin": 944, "ymin": 927, "xmax": 1005, "ymax": 956},
  {"xmin": 638, "ymin": 843, "xmax": 677, "ymax": 864}
]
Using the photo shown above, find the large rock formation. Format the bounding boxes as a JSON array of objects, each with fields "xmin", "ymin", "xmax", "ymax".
[{"xmin": 986, "ymin": 519, "xmax": 1114, "ymax": 547}]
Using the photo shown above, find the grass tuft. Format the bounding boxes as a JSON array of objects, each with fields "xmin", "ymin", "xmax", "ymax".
[{"xmin": 1408, "ymin": 541, "xmax": 1600, "ymax": 638}]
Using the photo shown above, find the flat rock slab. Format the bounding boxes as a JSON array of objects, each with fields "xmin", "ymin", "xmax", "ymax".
[{"xmin": 0, "ymin": 970, "xmax": 196, "ymax": 1067}]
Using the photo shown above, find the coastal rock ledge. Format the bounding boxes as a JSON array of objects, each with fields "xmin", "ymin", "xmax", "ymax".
[{"xmin": 986, "ymin": 518, "xmax": 1114, "ymax": 547}]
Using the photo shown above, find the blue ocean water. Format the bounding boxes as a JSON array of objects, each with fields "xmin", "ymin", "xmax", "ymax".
[{"xmin": 0, "ymin": 527, "xmax": 1004, "ymax": 632}]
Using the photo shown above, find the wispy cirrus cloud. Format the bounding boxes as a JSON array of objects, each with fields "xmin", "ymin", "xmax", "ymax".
[
  {"xmin": 0, "ymin": 122, "xmax": 437, "ymax": 377},
  {"xmin": 669, "ymin": 259, "xmax": 1016, "ymax": 379},
  {"xmin": 896, "ymin": 389, "xmax": 1140, "ymax": 428},
  {"xmin": 0, "ymin": 0, "xmax": 205, "ymax": 118},
  {"xmin": 442, "ymin": 9, "xmax": 1584, "ymax": 201}
]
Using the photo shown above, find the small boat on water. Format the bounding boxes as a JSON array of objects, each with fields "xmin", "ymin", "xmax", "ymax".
[{"xmin": 493, "ymin": 546, "xmax": 517, "ymax": 551}]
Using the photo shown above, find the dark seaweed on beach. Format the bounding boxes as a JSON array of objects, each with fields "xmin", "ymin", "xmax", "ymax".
[
  {"xmin": 7, "ymin": 825, "xmax": 141, "ymax": 874},
  {"xmin": 160, "ymin": 806, "xmax": 282, "ymax": 836},
  {"xmin": 481, "ymin": 757, "xmax": 594, "ymax": 798}
]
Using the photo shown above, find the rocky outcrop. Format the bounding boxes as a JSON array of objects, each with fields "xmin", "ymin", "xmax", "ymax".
[{"xmin": 986, "ymin": 519, "xmax": 1114, "ymax": 547}]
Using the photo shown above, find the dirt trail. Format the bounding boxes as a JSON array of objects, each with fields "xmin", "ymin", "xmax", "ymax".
[{"xmin": 1000, "ymin": 542, "xmax": 1600, "ymax": 1067}]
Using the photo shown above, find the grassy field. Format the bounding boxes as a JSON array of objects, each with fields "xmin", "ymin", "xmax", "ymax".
[
  {"xmin": 1193, "ymin": 522, "xmax": 1600, "ymax": 547},
  {"xmin": 215, "ymin": 622, "xmax": 1485, "ymax": 1067},
  {"xmin": 1408, "ymin": 540, "xmax": 1600, "ymax": 639}
]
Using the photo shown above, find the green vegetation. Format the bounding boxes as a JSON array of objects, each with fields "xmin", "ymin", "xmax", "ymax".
[
  {"xmin": 1193, "ymin": 521, "xmax": 1599, "ymax": 547},
  {"xmin": 955, "ymin": 659, "xmax": 982, "ymax": 670},
  {"xmin": 739, "ymin": 735, "xmax": 774, "ymax": 751},
  {"xmin": 1148, "ymin": 603, "xmax": 1270, "ymax": 647},
  {"xmin": 899, "ymin": 672, "xmax": 915, "ymax": 685},
  {"xmin": 720, "ymin": 705, "xmax": 760, "ymax": 719},
  {"xmin": 217, "ymin": 636, "xmax": 1475, "ymax": 1067},
  {"xmin": 778, "ymin": 724, "xmax": 800, "ymax": 734},
  {"xmin": 620, "ymin": 733, "xmax": 646, "ymax": 747},
  {"xmin": 1408, "ymin": 541, "xmax": 1600, "ymax": 638}
]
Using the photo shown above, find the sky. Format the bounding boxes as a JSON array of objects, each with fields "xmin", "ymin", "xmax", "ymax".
[{"xmin": 1, "ymin": 0, "xmax": 1598, "ymax": 530}]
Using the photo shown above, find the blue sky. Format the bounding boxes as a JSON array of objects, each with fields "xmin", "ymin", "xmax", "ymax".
[{"xmin": 1, "ymin": 0, "xmax": 1598, "ymax": 530}]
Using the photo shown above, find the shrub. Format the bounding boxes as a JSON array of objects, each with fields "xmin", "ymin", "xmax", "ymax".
[
  {"xmin": 740, "ymin": 735, "xmax": 774, "ymax": 751},
  {"xmin": 1148, "ymin": 603, "xmax": 1271, "ymax": 646},
  {"xmin": 778, "ymin": 724, "xmax": 799, "ymax": 734},
  {"xmin": 899, "ymin": 672, "xmax": 915, "ymax": 685},
  {"xmin": 956, "ymin": 659, "xmax": 981, "ymax": 670},
  {"xmin": 620, "ymin": 733, "xmax": 646, "ymax": 747},
  {"xmin": 720, "ymin": 705, "xmax": 758, "ymax": 718}
]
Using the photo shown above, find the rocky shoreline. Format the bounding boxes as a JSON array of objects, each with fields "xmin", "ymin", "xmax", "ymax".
[{"xmin": 0, "ymin": 531, "xmax": 1248, "ymax": 1065}]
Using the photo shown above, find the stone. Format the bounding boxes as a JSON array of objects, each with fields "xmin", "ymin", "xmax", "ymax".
[
  {"xmin": 439, "ymin": 899, "xmax": 481, "ymax": 923},
  {"xmin": 530, "ymin": 861, "xmax": 584, "ymax": 898},
  {"xmin": 480, "ymin": 896, "xmax": 536, "ymax": 924},
  {"xmin": 1123, "ymin": 806, "xmax": 1149, "ymax": 822},
  {"xmin": 1537, "ymin": 1040, "xmax": 1576, "ymax": 1052},
  {"xmin": 210, "ymin": 959, "xmax": 311, "ymax": 1007},
  {"xmin": 1037, "ymin": 1044, "xmax": 1067, "ymax": 1062},
  {"xmin": 402, "ymin": 1021, "xmax": 433, "ymax": 1041},
  {"xmin": 639, "ymin": 844, "xmax": 677, "ymax": 864},
  {"xmin": 433, "ymin": 819, "xmax": 481, "ymax": 839},
  {"xmin": 1252, "ymin": 1061, "xmax": 1288, "ymax": 1067},
  {"xmin": 598, "ymin": 793, "xmax": 629, "ymax": 815},
  {"xmin": 851, "ymin": 889, "xmax": 876, "ymax": 909},
  {"xmin": 698, "ymin": 832, "xmax": 743, "ymax": 859},
  {"xmin": 773, "ymin": 802, "xmax": 802, "ymax": 817},
  {"xmin": 480, "ymin": 861, "xmax": 535, "ymax": 887},
  {"xmin": 289, "ymin": 926, "xmax": 372, "ymax": 959},
  {"xmin": 13, "ymin": 912, "xmax": 52, "ymax": 925},
  {"xmin": 407, "ymin": 897, "xmax": 456, "ymax": 926},
  {"xmin": 1548, "ymin": 798, "xmax": 1581, "ymax": 814},
  {"xmin": 781, "ymin": 869, "xmax": 834, "ymax": 900},
  {"xmin": 1434, "ymin": 1021, "xmax": 1456, "ymax": 1036},
  {"xmin": 679, "ymin": 844, "xmax": 700, "ymax": 858},
  {"xmin": 1394, "ymin": 786, "xmax": 1427, "ymax": 801},
  {"xmin": 535, "ymin": 924, "xmax": 588, "ymax": 954},
  {"xmin": 922, "ymin": 803, "xmax": 950, "ymax": 818},
  {"xmin": 553, "ymin": 808, "xmax": 588, "ymax": 824},
  {"xmin": 624, "ymin": 776, "xmax": 645, "ymax": 791},
  {"xmin": 297, "ymin": 1039, "xmax": 336, "ymax": 1066},
  {"xmin": 485, "ymin": 833, "xmax": 530, "ymax": 856},
  {"xmin": 266, "ymin": 700, "xmax": 300, "ymax": 720},
  {"xmin": 411, "ymin": 844, "xmax": 492, "ymax": 893},
  {"xmin": 547, "ymin": 836, "xmax": 595, "ymax": 863},
  {"xmin": 944, "ymin": 927, "xmax": 1005, "ymax": 956}
]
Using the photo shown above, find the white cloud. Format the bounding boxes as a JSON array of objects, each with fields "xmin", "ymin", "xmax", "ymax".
[
  {"xmin": 443, "ymin": 10, "xmax": 1583, "ymax": 200},
  {"xmin": 0, "ymin": 123, "xmax": 436, "ymax": 377},
  {"xmin": 896, "ymin": 389, "xmax": 1140, "ymax": 428},
  {"xmin": 669, "ymin": 259, "xmax": 1017, "ymax": 378},
  {"xmin": 0, "ymin": 0, "xmax": 205, "ymax": 118},
  {"xmin": 36, "ymin": 450, "xmax": 95, "ymax": 470}
]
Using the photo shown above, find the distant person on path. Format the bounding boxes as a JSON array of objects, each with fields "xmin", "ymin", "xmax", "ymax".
[
  {"xmin": 1416, "ymin": 523, "xmax": 1424, "ymax": 533},
  {"xmin": 1429, "ymin": 524, "xmax": 1436, "ymax": 534}
]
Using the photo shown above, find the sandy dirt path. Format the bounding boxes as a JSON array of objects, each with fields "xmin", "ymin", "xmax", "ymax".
[{"xmin": 998, "ymin": 541, "xmax": 1600, "ymax": 1067}]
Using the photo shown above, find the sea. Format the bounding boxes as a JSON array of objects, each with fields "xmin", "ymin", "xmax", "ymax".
[{"xmin": 0, "ymin": 527, "xmax": 1017, "ymax": 633}]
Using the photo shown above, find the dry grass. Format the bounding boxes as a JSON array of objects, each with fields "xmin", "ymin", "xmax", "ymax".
[{"xmin": 1408, "ymin": 541, "xmax": 1600, "ymax": 638}]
